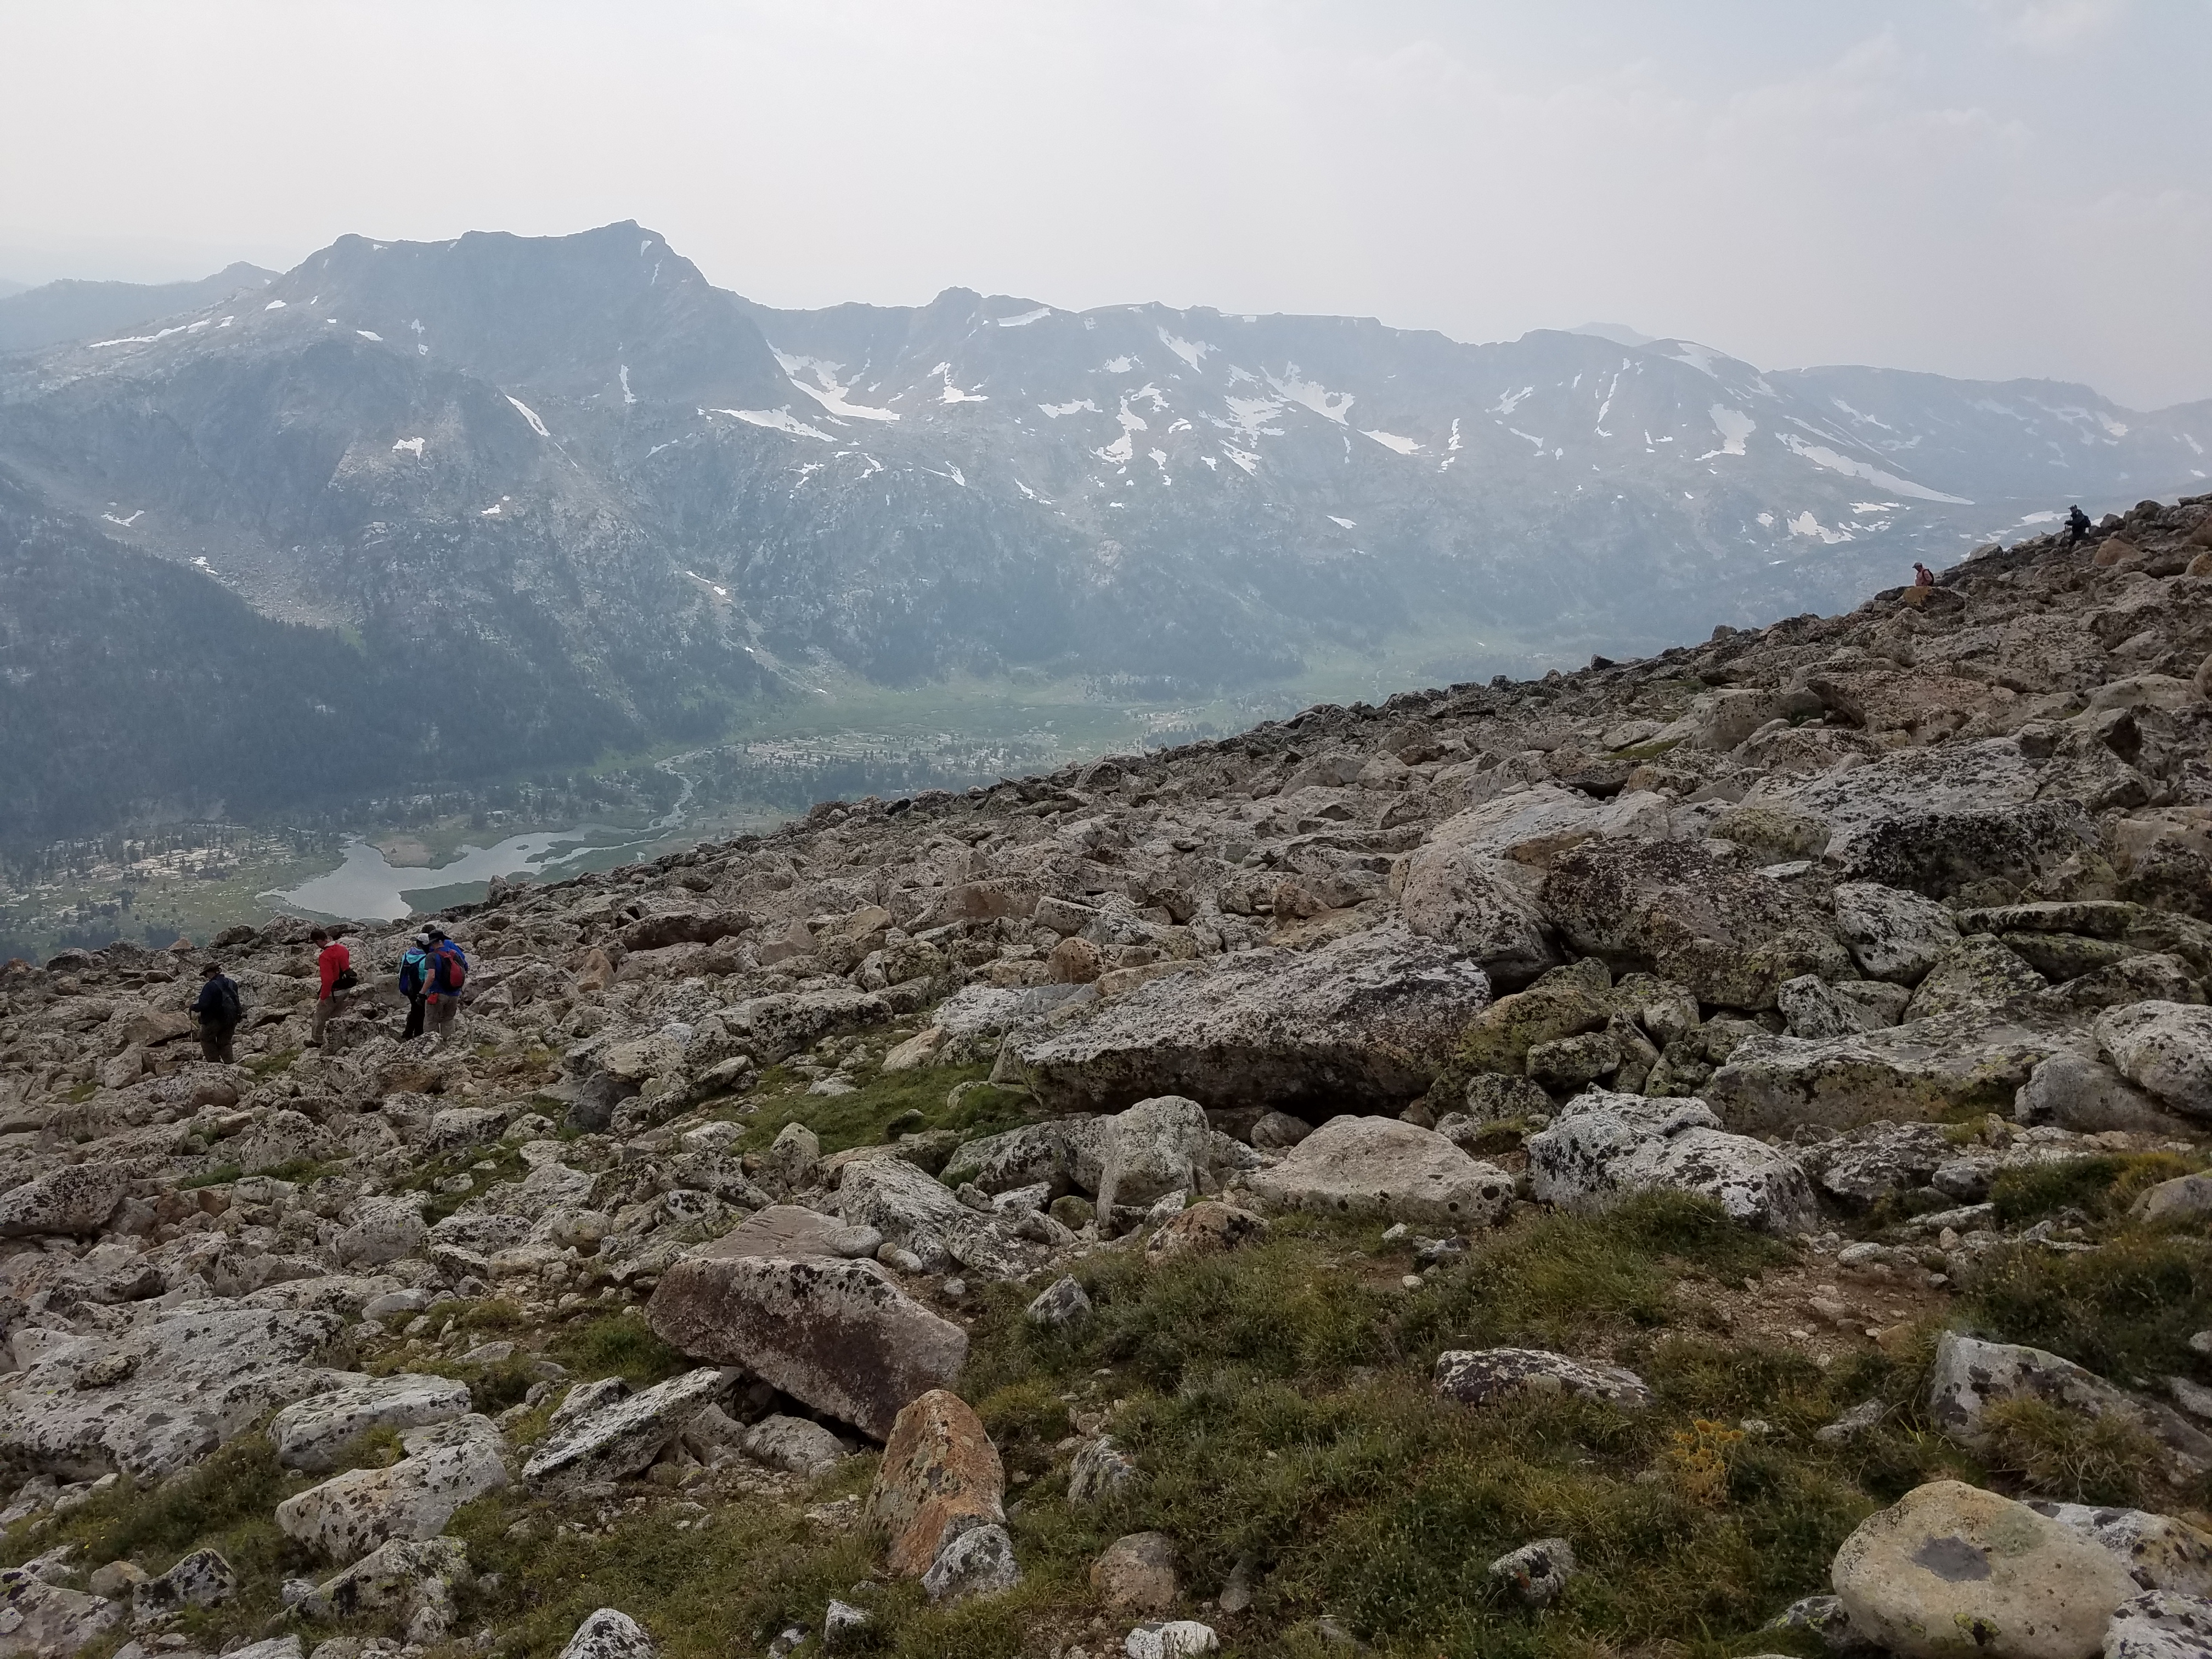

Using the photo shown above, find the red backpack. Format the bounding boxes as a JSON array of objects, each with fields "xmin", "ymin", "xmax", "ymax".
[{"xmin": 431, "ymin": 941, "xmax": 470, "ymax": 995}]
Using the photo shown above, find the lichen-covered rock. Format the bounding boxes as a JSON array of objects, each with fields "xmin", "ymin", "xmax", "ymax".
[
  {"xmin": 1830, "ymin": 1480, "xmax": 2136, "ymax": 1659},
  {"xmin": 1434, "ymin": 1348, "xmax": 1651, "ymax": 1410},
  {"xmin": 2014, "ymin": 1050, "xmax": 2177, "ymax": 1132},
  {"xmin": 939, "ymin": 1118, "xmax": 1115, "ymax": 1197},
  {"xmin": 0, "ymin": 1304, "xmax": 345, "ymax": 1480},
  {"xmin": 1091, "ymin": 1531, "xmax": 1179, "ymax": 1616},
  {"xmin": 1146, "ymin": 1201, "xmax": 1267, "ymax": 1260},
  {"xmin": 1831, "ymin": 883, "xmax": 1962, "ymax": 985},
  {"xmin": 1095, "ymin": 1095, "xmax": 1215, "ymax": 1226},
  {"xmin": 2096, "ymin": 1002, "xmax": 2212, "ymax": 1119},
  {"xmin": 556, "ymin": 1608, "xmax": 658, "ymax": 1659},
  {"xmin": 0, "ymin": 1164, "xmax": 128, "ymax": 1237},
  {"xmin": 1247, "ymin": 1116, "xmax": 1514, "ymax": 1228},
  {"xmin": 2022, "ymin": 1502, "xmax": 2212, "ymax": 1596},
  {"xmin": 650, "ymin": 1252, "xmax": 966, "ymax": 1440},
  {"xmin": 922, "ymin": 1522, "xmax": 1019, "ymax": 1602},
  {"xmin": 1928, "ymin": 1334, "xmax": 2212, "ymax": 1480},
  {"xmin": 1904, "ymin": 937, "xmax": 2049, "ymax": 1021},
  {"xmin": 277, "ymin": 1414, "xmax": 509, "ymax": 1563},
  {"xmin": 1012, "ymin": 922, "xmax": 1491, "ymax": 1116},
  {"xmin": 2103, "ymin": 1591, "xmax": 2212, "ymax": 1659},
  {"xmin": 1454, "ymin": 958, "xmax": 1612, "ymax": 1076},
  {"xmin": 272, "ymin": 1373, "xmax": 473, "ymax": 1472},
  {"xmin": 0, "ymin": 1565, "xmax": 122, "ymax": 1656},
  {"xmin": 1540, "ymin": 836, "xmax": 1850, "ymax": 1009},
  {"xmin": 1706, "ymin": 1011, "xmax": 2074, "ymax": 1132},
  {"xmin": 523, "ymin": 1368, "xmax": 730, "ymax": 1491},
  {"xmin": 869, "ymin": 1389, "xmax": 1006, "ymax": 1577},
  {"xmin": 741, "ymin": 1414, "xmax": 849, "ymax": 1478},
  {"xmin": 1526, "ymin": 1090, "xmax": 1819, "ymax": 1233},
  {"xmin": 1488, "ymin": 1537, "xmax": 1577, "ymax": 1607}
]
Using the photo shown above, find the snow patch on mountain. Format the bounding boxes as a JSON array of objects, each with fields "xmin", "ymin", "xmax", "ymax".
[
  {"xmin": 1777, "ymin": 432, "xmax": 1970, "ymax": 504},
  {"xmin": 776, "ymin": 352, "xmax": 900, "ymax": 421},
  {"xmin": 711, "ymin": 407, "xmax": 836, "ymax": 442},
  {"xmin": 506, "ymin": 396, "xmax": 551, "ymax": 438}
]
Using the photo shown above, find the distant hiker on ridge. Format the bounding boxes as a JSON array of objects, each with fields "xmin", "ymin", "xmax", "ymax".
[
  {"xmin": 1912, "ymin": 562, "xmax": 1935, "ymax": 587},
  {"xmin": 2067, "ymin": 504, "xmax": 2092, "ymax": 547},
  {"xmin": 192, "ymin": 961, "xmax": 241, "ymax": 1063},
  {"xmin": 422, "ymin": 926, "xmax": 469, "ymax": 1042},
  {"xmin": 311, "ymin": 926, "xmax": 354, "ymax": 1048},
  {"xmin": 398, "ymin": 930, "xmax": 433, "ymax": 1041}
]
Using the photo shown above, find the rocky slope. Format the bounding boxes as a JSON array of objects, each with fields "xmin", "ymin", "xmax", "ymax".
[
  {"xmin": 3, "ymin": 498, "xmax": 2212, "ymax": 1659},
  {"xmin": 5, "ymin": 222, "xmax": 2210, "ymax": 839}
]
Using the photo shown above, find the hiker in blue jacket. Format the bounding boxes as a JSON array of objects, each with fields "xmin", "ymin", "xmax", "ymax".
[
  {"xmin": 422, "ymin": 927, "xmax": 469, "ymax": 1041},
  {"xmin": 397, "ymin": 932, "xmax": 432, "ymax": 1040}
]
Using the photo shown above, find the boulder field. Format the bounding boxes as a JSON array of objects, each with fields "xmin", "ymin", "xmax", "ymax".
[{"xmin": 4, "ymin": 495, "xmax": 2212, "ymax": 1657}]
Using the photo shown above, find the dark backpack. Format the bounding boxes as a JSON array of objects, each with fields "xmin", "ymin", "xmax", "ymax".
[
  {"xmin": 211, "ymin": 978, "xmax": 242, "ymax": 1023},
  {"xmin": 431, "ymin": 943, "xmax": 469, "ymax": 995},
  {"xmin": 333, "ymin": 967, "xmax": 360, "ymax": 992},
  {"xmin": 398, "ymin": 950, "xmax": 427, "ymax": 997}
]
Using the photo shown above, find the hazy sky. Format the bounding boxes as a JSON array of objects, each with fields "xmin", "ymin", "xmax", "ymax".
[{"xmin": 5, "ymin": 1, "xmax": 2209, "ymax": 407}]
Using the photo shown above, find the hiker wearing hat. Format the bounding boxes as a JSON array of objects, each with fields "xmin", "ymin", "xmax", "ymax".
[
  {"xmin": 191, "ymin": 961, "xmax": 242, "ymax": 1063},
  {"xmin": 422, "ymin": 927, "xmax": 470, "ymax": 1041},
  {"xmin": 397, "ymin": 932, "xmax": 434, "ymax": 1040}
]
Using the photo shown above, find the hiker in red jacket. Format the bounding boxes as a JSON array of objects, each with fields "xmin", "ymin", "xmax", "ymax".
[
  {"xmin": 1912, "ymin": 562, "xmax": 1936, "ymax": 587},
  {"xmin": 311, "ymin": 926, "xmax": 352, "ymax": 1048}
]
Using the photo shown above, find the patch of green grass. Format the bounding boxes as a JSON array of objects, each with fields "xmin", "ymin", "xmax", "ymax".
[
  {"xmin": 0, "ymin": 1436, "xmax": 318, "ymax": 1651},
  {"xmin": 1978, "ymin": 1398, "xmax": 2162, "ymax": 1506},
  {"xmin": 63, "ymin": 1081, "xmax": 98, "ymax": 1104},
  {"xmin": 178, "ymin": 1165, "xmax": 243, "ymax": 1189},
  {"xmin": 1990, "ymin": 1152, "xmax": 2201, "ymax": 1228},
  {"xmin": 739, "ymin": 1062, "xmax": 1032, "ymax": 1156},
  {"xmin": 1963, "ymin": 1231, "xmax": 2212, "ymax": 1383},
  {"xmin": 550, "ymin": 1312, "xmax": 691, "ymax": 1389},
  {"xmin": 395, "ymin": 1138, "xmax": 530, "ymax": 1223},
  {"xmin": 244, "ymin": 1048, "xmax": 299, "ymax": 1077}
]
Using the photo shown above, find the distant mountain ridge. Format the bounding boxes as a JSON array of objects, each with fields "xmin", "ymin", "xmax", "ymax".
[
  {"xmin": 1, "ymin": 219, "xmax": 2206, "ymax": 840},
  {"xmin": 0, "ymin": 262, "xmax": 277, "ymax": 356}
]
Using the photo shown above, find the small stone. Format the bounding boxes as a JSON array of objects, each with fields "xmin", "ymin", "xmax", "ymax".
[
  {"xmin": 1027, "ymin": 1275, "xmax": 1093, "ymax": 1329},
  {"xmin": 1124, "ymin": 1621, "xmax": 1220, "ymax": 1659},
  {"xmin": 921, "ymin": 1522, "xmax": 1020, "ymax": 1602},
  {"xmin": 1488, "ymin": 1537, "xmax": 1577, "ymax": 1606},
  {"xmin": 1092, "ymin": 1532, "xmax": 1180, "ymax": 1616},
  {"xmin": 555, "ymin": 1608, "xmax": 657, "ymax": 1659}
]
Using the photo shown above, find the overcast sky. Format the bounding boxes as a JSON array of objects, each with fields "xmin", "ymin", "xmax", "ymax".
[{"xmin": 4, "ymin": 0, "xmax": 2208, "ymax": 407}]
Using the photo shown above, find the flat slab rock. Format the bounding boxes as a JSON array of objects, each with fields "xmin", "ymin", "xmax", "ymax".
[
  {"xmin": 524, "ymin": 1368, "xmax": 729, "ymax": 1491},
  {"xmin": 1246, "ymin": 1115, "xmax": 1515, "ymax": 1228},
  {"xmin": 1011, "ymin": 921, "xmax": 1490, "ymax": 1116},
  {"xmin": 1433, "ymin": 1348, "xmax": 1652, "ymax": 1410},
  {"xmin": 0, "ymin": 1302, "xmax": 347, "ymax": 1480},
  {"xmin": 647, "ymin": 1252, "xmax": 966, "ymax": 1440},
  {"xmin": 276, "ymin": 1414, "xmax": 509, "ymax": 1563},
  {"xmin": 1527, "ymin": 1089, "xmax": 1820, "ymax": 1233},
  {"xmin": 272, "ymin": 1372, "xmax": 473, "ymax": 1472}
]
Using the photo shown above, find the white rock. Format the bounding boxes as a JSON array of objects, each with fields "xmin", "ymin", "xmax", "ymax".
[
  {"xmin": 0, "ymin": 1567, "xmax": 122, "ymax": 1655},
  {"xmin": 274, "ymin": 1415, "xmax": 508, "ymax": 1564},
  {"xmin": 921, "ymin": 1522, "xmax": 1020, "ymax": 1602},
  {"xmin": 1526, "ymin": 1090, "xmax": 1820, "ymax": 1233},
  {"xmin": 2015, "ymin": 1050, "xmax": 2178, "ymax": 1132},
  {"xmin": 741, "ymin": 1414, "xmax": 848, "ymax": 1477},
  {"xmin": 2097, "ymin": 1003, "xmax": 2212, "ymax": 1120},
  {"xmin": 0, "ymin": 1165, "xmax": 131, "ymax": 1238},
  {"xmin": 1831, "ymin": 1479, "xmax": 2136, "ymax": 1659},
  {"xmin": 272, "ymin": 1373, "xmax": 473, "ymax": 1472},
  {"xmin": 1246, "ymin": 1115, "xmax": 1515, "ymax": 1229},
  {"xmin": 1095, "ymin": 1096, "xmax": 1215, "ymax": 1226},
  {"xmin": 1124, "ymin": 1621, "xmax": 1220, "ymax": 1659},
  {"xmin": 556, "ymin": 1609, "xmax": 658, "ymax": 1659},
  {"xmin": 1435, "ymin": 1347, "xmax": 1651, "ymax": 1409},
  {"xmin": 2024, "ymin": 1502, "xmax": 2212, "ymax": 1596},
  {"xmin": 2104, "ymin": 1592, "xmax": 2212, "ymax": 1659},
  {"xmin": 1831, "ymin": 883, "xmax": 1963, "ymax": 985},
  {"xmin": 524, "ymin": 1368, "xmax": 729, "ymax": 1490}
]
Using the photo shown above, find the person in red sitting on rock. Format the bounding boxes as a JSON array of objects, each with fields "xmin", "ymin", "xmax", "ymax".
[
  {"xmin": 310, "ymin": 926, "xmax": 353, "ymax": 1048},
  {"xmin": 1912, "ymin": 562, "xmax": 1935, "ymax": 587}
]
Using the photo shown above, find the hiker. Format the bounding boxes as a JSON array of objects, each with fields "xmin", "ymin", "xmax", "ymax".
[
  {"xmin": 191, "ymin": 961, "xmax": 242, "ymax": 1063},
  {"xmin": 398, "ymin": 930, "xmax": 433, "ymax": 1040},
  {"xmin": 310, "ymin": 926, "xmax": 354, "ymax": 1048},
  {"xmin": 422, "ymin": 926, "xmax": 469, "ymax": 1041},
  {"xmin": 2067, "ymin": 504, "xmax": 2092, "ymax": 547},
  {"xmin": 1912, "ymin": 562, "xmax": 1935, "ymax": 588}
]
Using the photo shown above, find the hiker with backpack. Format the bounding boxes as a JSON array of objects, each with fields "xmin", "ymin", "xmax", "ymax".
[
  {"xmin": 397, "ymin": 932, "xmax": 433, "ymax": 1040},
  {"xmin": 192, "ymin": 961, "xmax": 242, "ymax": 1063},
  {"xmin": 422, "ymin": 926, "xmax": 469, "ymax": 1041},
  {"xmin": 311, "ymin": 926, "xmax": 357, "ymax": 1048}
]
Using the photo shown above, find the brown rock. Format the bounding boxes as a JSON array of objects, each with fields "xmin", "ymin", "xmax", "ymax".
[
  {"xmin": 1144, "ymin": 1200, "xmax": 1268, "ymax": 1261},
  {"xmin": 1090, "ymin": 1531, "xmax": 1179, "ymax": 1616},
  {"xmin": 2096, "ymin": 537, "xmax": 2145, "ymax": 568},
  {"xmin": 574, "ymin": 948, "xmax": 616, "ymax": 992},
  {"xmin": 1048, "ymin": 936, "xmax": 1102, "ymax": 984},
  {"xmin": 868, "ymin": 1390, "xmax": 1005, "ymax": 1577},
  {"xmin": 124, "ymin": 1008, "xmax": 195, "ymax": 1047},
  {"xmin": 647, "ymin": 1254, "xmax": 966, "ymax": 1441},
  {"xmin": 2188, "ymin": 552, "xmax": 2212, "ymax": 579}
]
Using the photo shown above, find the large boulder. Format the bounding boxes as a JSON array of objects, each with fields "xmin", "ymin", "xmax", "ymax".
[
  {"xmin": 1453, "ymin": 958, "xmax": 1612, "ymax": 1076},
  {"xmin": 868, "ymin": 1390, "xmax": 1006, "ymax": 1578},
  {"xmin": 1526, "ymin": 1090, "xmax": 1820, "ymax": 1233},
  {"xmin": 1782, "ymin": 740, "xmax": 2095, "ymax": 898},
  {"xmin": 1705, "ymin": 1010, "xmax": 2075, "ymax": 1132},
  {"xmin": 724, "ymin": 989, "xmax": 894, "ymax": 1066},
  {"xmin": 523, "ymin": 1368, "xmax": 730, "ymax": 1491},
  {"xmin": 272, "ymin": 1373, "xmax": 473, "ymax": 1472},
  {"xmin": 1830, "ymin": 883, "xmax": 1965, "ymax": 985},
  {"xmin": 2022, "ymin": 1502, "xmax": 2212, "ymax": 1596},
  {"xmin": 2013, "ymin": 1051, "xmax": 2179, "ymax": 1132},
  {"xmin": 939, "ymin": 1118, "xmax": 1114, "ymax": 1196},
  {"xmin": 276, "ymin": 1414, "xmax": 509, "ymax": 1562},
  {"xmin": 1009, "ymin": 922, "xmax": 1489, "ymax": 1116},
  {"xmin": 0, "ymin": 1304, "xmax": 345, "ymax": 1480},
  {"xmin": 0, "ymin": 1164, "xmax": 128, "ymax": 1237},
  {"xmin": 1539, "ymin": 837, "xmax": 1850, "ymax": 1009},
  {"xmin": 2096, "ymin": 1002, "xmax": 2212, "ymax": 1119},
  {"xmin": 2104, "ymin": 1592, "xmax": 2212, "ymax": 1659},
  {"xmin": 1094, "ymin": 1095, "xmax": 1215, "ymax": 1224},
  {"xmin": 1830, "ymin": 1480, "xmax": 2136, "ymax": 1659},
  {"xmin": 1927, "ymin": 1334, "xmax": 2212, "ymax": 1479},
  {"xmin": 834, "ymin": 1158, "xmax": 969, "ymax": 1265},
  {"xmin": 0, "ymin": 1567, "xmax": 123, "ymax": 1657},
  {"xmin": 647, "ymin": 1252, "xmax": 967, "ymax": 1440},
  {"xmin": 1246, "ymin": 1116, "xmax": 1515, "ymax": 1228}
]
